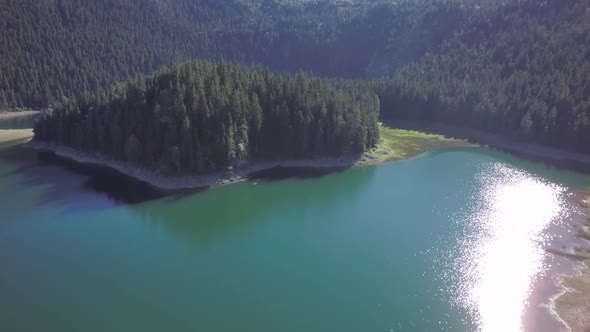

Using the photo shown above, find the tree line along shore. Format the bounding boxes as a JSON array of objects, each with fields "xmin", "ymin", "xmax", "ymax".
[
  {"xmin": 26, "ymin": 123, "xmax": 471, "ymax": 191},
  {"xmin": 33, "ymin": 60, "xmax": 380, "ymax": 176}
]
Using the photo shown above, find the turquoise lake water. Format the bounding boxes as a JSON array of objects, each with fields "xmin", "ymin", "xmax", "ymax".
[{"xmin": 1, "ymin": 139, "xmax": 589, "ymax": 332}]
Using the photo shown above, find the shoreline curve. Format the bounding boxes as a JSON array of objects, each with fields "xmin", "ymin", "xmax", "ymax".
[
  {"xmin": 552, "ymin": 192, "xmax": 590, "ymax": 332},
  {"xmin": 25, "ymin": 141, "xmax": 375, "ymax": 191}
]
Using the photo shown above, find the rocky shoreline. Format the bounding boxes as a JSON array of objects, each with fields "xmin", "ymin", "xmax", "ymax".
[
  {"xmin": 552, "ymin": 191, "xmax": 590, "ymax": 332},
  {"xmin": 26, "ymin": 125, "xmax": 590, "ymax": 192},
  {"xmin": 23, "ymin": 124, "xmax": 479, "ymax": 192},
  {"xmin": 25, "ymin": 141, "xmax": 378, "ymax": 191}
]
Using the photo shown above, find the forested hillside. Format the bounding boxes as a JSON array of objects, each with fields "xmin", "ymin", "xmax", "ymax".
[
  {"xmin": 376, "ymin": 0, "xmax": 590, "ymax": 152},
  {"xmin": 0, "ymin": 0, "xmax": 265, "ymax": 109},
  {"xmin": 34, "ymin": 60, "xmax": 380, "ymax": 173},
  {"xmin": 4, "ymin": 0, "xmax": 590, "ymax": 154},
  {"xmin": 0, "ymin": 0, "xmax": 461, "ymax": 109}
]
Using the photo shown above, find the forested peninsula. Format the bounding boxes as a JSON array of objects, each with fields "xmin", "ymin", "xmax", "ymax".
[
  {"xmin": 2, "ymin": 0, "xmax": 589, "ymax": 186},
  {"xmin": 32, "ymin": 60, "xmax": 380, "ymax": 185}
]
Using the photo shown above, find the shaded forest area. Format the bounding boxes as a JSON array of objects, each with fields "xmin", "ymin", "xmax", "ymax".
[
  {"xmin": 375, "ymin": 0, "xmax": 590, "ymax": 153},
  {"xmin": 0, "ymin": 0, "xmax": 481, "ymax": 108},
  {"xmin": 3, "ymin": 0, "xmax": 590, "ymax": 153},
  {"xmin": 34, "ymin": 60, "xmax": 380, "ymax": 173}
]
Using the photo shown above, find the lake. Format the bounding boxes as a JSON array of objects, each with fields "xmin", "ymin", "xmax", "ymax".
[{"xmin": 0, "ymin": 139, "xmax": 588, "ymax": 332}]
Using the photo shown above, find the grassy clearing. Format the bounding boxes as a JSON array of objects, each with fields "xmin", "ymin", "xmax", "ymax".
[{"xmin": 361, "ymin": 124, "xmax": 474, "ymax": 164}]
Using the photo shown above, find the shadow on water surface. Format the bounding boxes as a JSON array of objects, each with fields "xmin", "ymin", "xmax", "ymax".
[
  {"xmin": 0, "ymin": 142, "xmax": 364, "ymax": 209},
  {"xmin": 130, "ymin": 165, "xmax": 376, "ymax": 246},
  {"xmin": 37, "ymin": 152, "xmax": 166, "ymax": 204},
  {"xmin": 248, "ymin": 165, "xmax": 349, "ymax": 181},
  {"xmin": 0, "ymin": 145, "xmax": 165, "ymax": 206}
]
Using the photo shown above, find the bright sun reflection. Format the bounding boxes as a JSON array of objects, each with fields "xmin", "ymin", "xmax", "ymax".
[{"xmin": 455, "ymin": 164, "xmax": 566, "ymax": 332}]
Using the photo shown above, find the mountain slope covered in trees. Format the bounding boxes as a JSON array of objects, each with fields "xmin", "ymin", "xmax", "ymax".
[
  {"xmin": 376, "ymin": 0, "xmax": 590, "ymax": 152},
  {"xmin": 4, "ymin": 0, "xmax": 590, "ymax": 155},
  {"xmin": 0, "ymin": 0, "xmax": 463, "ymax": 109},
  {"xmin": 34, "ymin": 60, "xmax": 380, "ymax": 174}
]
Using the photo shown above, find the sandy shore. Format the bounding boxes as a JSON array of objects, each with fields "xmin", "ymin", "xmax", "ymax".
[
  {"xmin": 0, "ymin": 129, "xmax": 34, "ymax": 145},
  {"xmin": 0, "ymin": 110, "xmax": 39, "ymax": 120},
  {"xmin": 554, "ymin": 262, "xmax": 590, "ymax": 332},
  {"xmin": 25, "ymin": 141, "xmax": 377, "ymax": 191},
  {"xmin": 552, "ymin": 192, "xmax": 590, "ymax": 332}
]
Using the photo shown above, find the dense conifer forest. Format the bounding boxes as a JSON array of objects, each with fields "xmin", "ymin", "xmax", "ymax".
[
  {"xmin": 3, "ymin": 0, "xmax": 590, "ymax": 156},
  {"xmin": 375, "ymin": 0, "xmax": 590, "ymax": 152},
  {"xmin": 34, "ymin": 60, "xmax": 380, "ymax": 173}
]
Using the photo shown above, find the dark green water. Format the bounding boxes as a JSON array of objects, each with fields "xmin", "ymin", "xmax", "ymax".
[{"xmin": 1, "ymin": 140, "xmax": 589, "ymax": 332}]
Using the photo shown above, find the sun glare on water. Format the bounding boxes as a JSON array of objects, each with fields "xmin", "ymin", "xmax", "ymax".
[{"xmin": 454, "ymin": 163, "xmax": 567, "ymax": 332}]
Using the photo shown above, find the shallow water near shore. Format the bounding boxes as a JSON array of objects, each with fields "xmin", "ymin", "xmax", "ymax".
[{"xmin": 1, "ymin": 142, "xmax": 590, "ymax": 332}]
